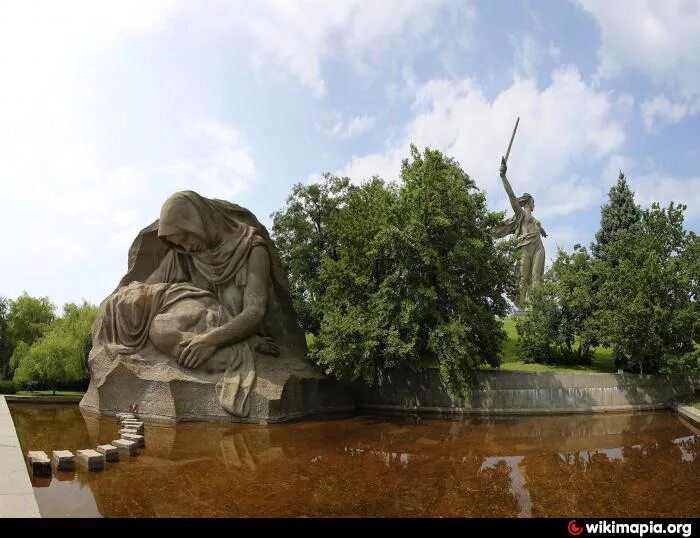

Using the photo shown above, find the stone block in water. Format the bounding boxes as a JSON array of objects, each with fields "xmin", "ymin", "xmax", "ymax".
[
  {"xmin": 121, "ymin": 432, "xmax": 145, "ymax": 448},
  {"xmin": 119, "ymin": 428, "xmax": 139, "ymax": 436},
  {"xmin": 77, "ymin": 449, "xmax": 105, "ymax": 471},
  {"xmin": 96, "ymin": 444, "xmax": 119, "ymax": 462},
  {"xmin": 51, "ymin": 450, "xmax": 75, "ymax": 471},
  {"xmin": 116, "ymin": 413, "xmax": 136, "ymax": 420},
  {"xmin": 112, "ymin": 439, "xmax": 138, "ymax": 456},
  {"xmin": 27, "ymin": 451, "xmax": 51, "ymax": 476},
  {"xmin": 120, "ymin": 421, "xmax": 144, "ymax": 433}
]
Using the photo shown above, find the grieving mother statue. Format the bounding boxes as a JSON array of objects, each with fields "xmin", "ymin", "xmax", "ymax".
[{"xmin": 91, "ymin": 191, "xmax": 303, "ymax": 417}]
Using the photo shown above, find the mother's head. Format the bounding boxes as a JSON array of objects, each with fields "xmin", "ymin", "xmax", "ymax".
[{"xmin": 158, "ymin": 191, "xmax": 211, "ymax": 253}]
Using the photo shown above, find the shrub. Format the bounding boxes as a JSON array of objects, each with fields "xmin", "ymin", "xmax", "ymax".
[{"xmin": 0, "ymin": 379, "xmax": 17, "ymax": 394}]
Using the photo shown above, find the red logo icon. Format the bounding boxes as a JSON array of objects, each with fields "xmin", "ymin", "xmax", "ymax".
[{"xmin": 568, "ymin": 520, "xmax": 583, "ymax": 536}]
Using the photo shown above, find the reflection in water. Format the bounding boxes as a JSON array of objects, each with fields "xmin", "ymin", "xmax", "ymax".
[
  {"xmin": 8, "ymin": 404, "xmax": 700, "ymax": 517},
  {"xmin": 480, "ymin": 456, "xmax": 532, "ymax": 517}
]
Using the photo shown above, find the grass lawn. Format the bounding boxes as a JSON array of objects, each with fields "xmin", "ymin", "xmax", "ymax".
[
  {"xmin": 12, "ymin": 390, "xmax": 85, "ymax": 397},
  {"xmin": 306, "ymin": 317, "xmax": 616, "ymax": 374},
  {"xmin": 492, "ymin": 317, "xmax": 616, "ymax": 374}
]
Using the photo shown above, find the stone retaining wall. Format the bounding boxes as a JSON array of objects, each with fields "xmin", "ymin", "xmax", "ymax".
[{"xmin": 350, "ymin": 370, "xmax": 696, "ymax": 415}]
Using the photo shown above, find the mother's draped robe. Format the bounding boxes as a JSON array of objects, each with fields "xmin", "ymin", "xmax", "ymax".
[{"xmin": 91, "ymin": 191, "xmax": 303, "ymax": 417}]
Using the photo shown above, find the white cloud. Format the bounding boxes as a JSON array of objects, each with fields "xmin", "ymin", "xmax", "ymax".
[
  {"xmin": 213, "ymin": 0, "xmax": 457, "ymax": 97},
  {"xmin": 577, "ymin": 0, "xmax": 700, "ymax": 127},
  {"xmin": 543, "ymin": 225, "xmax": 580, "ymax": 259},
  {"xmin": 0, "ymin": 116, "xmax": 257, "ymax": 305},
  {"xmin": 640, "ymin": 94, "xmax": 698, "ymax": 132},
  {"xmin": 330, "ymin": 114, "xmax": 376, "ymax": 138},
  {"xmin": 632, "ymin": 172, "xmax": 700, "ymax": 220},
  {"xmin": 511, "ymin": 33, "xmax": 541, "ymax": 80},
  {"xmin": 339, "ymin": 66, "xmax": 628, "ymax": 222},
  {"xmin": 162, "ymin": 119, "xmax": 258, "ymax": 202}
]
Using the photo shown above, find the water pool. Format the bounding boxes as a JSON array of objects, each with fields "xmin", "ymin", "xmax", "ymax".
[{"xmin": 9, "ymin": 404, "xmax": 700, "ymax": 517}]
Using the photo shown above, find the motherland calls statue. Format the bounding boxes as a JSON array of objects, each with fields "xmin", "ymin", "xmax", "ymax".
[
  {"xmin": 81, "ymin": 191, "xmax": 351, "ymax": 422},
  {"xmin": 492, "ymin": 119, "xmax": 547, "ymax": 308}
]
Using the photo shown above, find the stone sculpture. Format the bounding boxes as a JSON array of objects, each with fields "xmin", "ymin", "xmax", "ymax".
[
  {"xmin": 493, "ymin": 159, "xmax": 547, "ymax": 308},
  {"xmin": 80, "ymin": 191, "xmax": 352, "ymax": 422}
]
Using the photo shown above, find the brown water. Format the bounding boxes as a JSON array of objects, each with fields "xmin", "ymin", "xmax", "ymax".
[{"xmin": 8, "ymin": 404, "xmax": 700, "ymax": 517}]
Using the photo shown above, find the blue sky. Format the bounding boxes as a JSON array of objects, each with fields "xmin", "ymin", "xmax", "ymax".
[{"xmin": 1, "ymin": 0, "xmax": 698, "ymax": 310}]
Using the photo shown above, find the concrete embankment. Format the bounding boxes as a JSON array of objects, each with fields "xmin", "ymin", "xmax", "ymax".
[
  {"xmin": 351, "ymin": 370, "xmax": 696, "ymax": 415},
  {"xmin": 0, "ymin": 396, "xmax": 41, "ymax": 517}
]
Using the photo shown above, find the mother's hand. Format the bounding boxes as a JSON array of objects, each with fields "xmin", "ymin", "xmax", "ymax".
[{"xmin": 178, "ymin": 333, "xmax": 218, "ymax": 369}]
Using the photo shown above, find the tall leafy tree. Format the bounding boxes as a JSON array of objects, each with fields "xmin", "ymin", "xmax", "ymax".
[
  {"xmin": 0, "ymin": 297, "xmax": 12, "ymax": 378},
  {"xmin": 6, "ymin": 293, "xmax": 56, "ymax": 377},
  {"xmin": 313, "ymin": 146, "xmax": 517, "ymax": 397},
  {"xmin": 271, "ymin": 174, "xmax": 356, "ymax": 333},
  {"xmin": 516, "ymin": 245, "xmax": 599, "ymax": 365},
  {"xmin": 592, "ymin": 171, "xmax": 642, "ymax": 260},
  {"xmin": 7, "ymin": 293, "xmax": 56, "ymax": 348},
  {"xmin": 596, "ymin": 202, "xmax": 699, "ymax": 374},
  {"xmin": 12, "ymin": 301, "xmax": 97, "ymax": 392}
]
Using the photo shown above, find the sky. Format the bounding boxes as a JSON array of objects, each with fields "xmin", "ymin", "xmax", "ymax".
[{"xmin": 1, "ymin": 0, "xmax": 699, "ymax": 310}]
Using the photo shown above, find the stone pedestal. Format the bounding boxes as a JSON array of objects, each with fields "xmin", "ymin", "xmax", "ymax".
[
  {"xmin": 121, "ymin": 421, "xmax": 144, "ymax": 434},
  {"xmin": 112, "ymin": 439, "xmax": 138, "ymax": 456},
  {"xmin": 96, "ymin": 445, "xmax": 119, "ymax": 462},
  {"xmin": 51, "ymin": 450, "xmax": 75, "ymax": 471},
  {"xmin": 80, "ymin": 345, "xmax": 354, "ymax": 423},
  {"xmin": 121, "ymin": 433, "xmax": 145, "ymax": 448},
  {"xmin": 76, "ymin": 449, "xmax": 105, "ymax": 471},
  {"xmin": 27, "ymin": 451, "xmax": 51, "ymax": 476}
]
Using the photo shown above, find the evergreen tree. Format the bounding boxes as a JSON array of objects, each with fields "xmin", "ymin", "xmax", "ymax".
[{"xmin": 592, "ymin": 170, "xmax": 641, "ymax": 259}]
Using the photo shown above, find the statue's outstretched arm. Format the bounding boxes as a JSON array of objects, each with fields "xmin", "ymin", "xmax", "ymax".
[
  {"xmin": 499, "ymin": 158, "xmax": 521, "ymax": 215},
  {"xmin": 178, "ymin": 246, "xmax": 270, "ymax": 369}
]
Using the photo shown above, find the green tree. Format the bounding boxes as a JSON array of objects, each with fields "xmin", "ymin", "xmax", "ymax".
[
  {"xmin": 11, "ymin": 301, "xmax": 97, "ymax": 393},
  {"xmin": 592, "ymin": 171, "xmax": 642, "ymax": 260},
  {"xmin": 6, "ymin": 293, "xmax": 56, "ymax": 377},
  {"xmin": 271, "ymin": 174, "xmax": 356, "ymax": 333},
  {"xmin": 0, "ymin": 297, "xmax": 12, "ymax": 378},
  {"xmin": 596, "ymin": 202, "xmax": 699, "ymax": 374},
  {"xmin": 516, "ymin": 245, "xmax": 598, "ymax": 364},
  {"xmin": 13, "ymin": 332, "xmax": 78, "ymax": 395},
  {"xmin": 312, "ymin": 146, "xmax": 517, "ymax": 397},
  {"xmin": 7, "ymin": 293, "xmax": 56, "ymax": 347}
]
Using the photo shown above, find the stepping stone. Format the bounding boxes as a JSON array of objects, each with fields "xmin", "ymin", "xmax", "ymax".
[
  {"xmin": 51, "ymin": 450, "xmax": 75, "ymax": 471},
  {"xmin": 119, "ymin": 428, "xmax": 139, "ymax": 436},
  {"xmin": 121, "ymin": 432, "xmax": 145, "ymax": 448},
  {"xmin": 27, "ymin": 451, "xmax": 51, "ymax": 476},
  {"xmin": 96, "ymin": 444, "xmax": 119, "ymax": 462},
  {"xmin": 121, "ymin": 422, "xmax": 144, "ymax": 434},
  {"xmin": 116, "ymin": 413, "xmax": 136, "ymax": 420},
  {"xmin": 76, "ymin": 449, "xmax": 105, "ymax": 471},
  {"xmin": 112, "ymin": 439, "xmax": 138, "ymax": 456}
]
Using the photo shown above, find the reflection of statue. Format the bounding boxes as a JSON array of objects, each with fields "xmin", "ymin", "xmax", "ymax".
[
  {"xmin": 493, "ymin": 159, "xmax": 547, "ymax": 307},
  {"xmin": 90, "ymin": 191, "xmax": 304, "ymax": 417}
]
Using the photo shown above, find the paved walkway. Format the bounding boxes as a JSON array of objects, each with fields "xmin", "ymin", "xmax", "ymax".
[
  {"xmin": 0, "ymin": 396, "xmax": 41, "ymax": 517},
  {"xmin": 674, "ymin": 402, "xmax": 700, "ymax": 428}
]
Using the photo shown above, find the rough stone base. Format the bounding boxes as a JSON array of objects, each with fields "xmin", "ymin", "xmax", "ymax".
[{"xmin": 80, "ymin": 345, "xmax": 354, "ymax": 423}]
